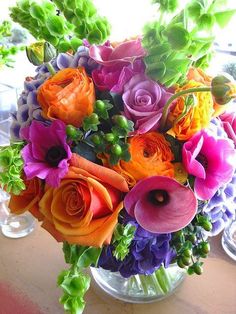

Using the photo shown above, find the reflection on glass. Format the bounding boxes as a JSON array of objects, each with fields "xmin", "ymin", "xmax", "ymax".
[{"xmin": 0, "ymin": 83, "xmax": 35, "ymax": 238}]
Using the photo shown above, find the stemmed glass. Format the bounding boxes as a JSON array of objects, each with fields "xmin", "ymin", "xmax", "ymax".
[{"xmin": 0, "ymin": 83, "xmax": 35, "ymax": 238}]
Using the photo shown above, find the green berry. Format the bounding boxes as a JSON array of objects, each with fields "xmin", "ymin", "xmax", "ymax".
[
  {"xmin": 114, "ymin": 115, "xmax": 128, "ymax": 128},
  {"xmin": 89, "ymin": 113, "xmax": 99, "ymax": 124},
  {"xmin": 183, "ymin": 249, "xmax": 192, "ymax": 258},
  {"xmin": 186, "ymin": 234, "xmax": 197, "ymax": 244},
  {"xmin": 199, "ymin": 241, "xmax": 210, "ymax": 254},
  {"xmin": 177, "ymin": 258, "xmax": 185, "ymax": 268},
  {"xmin": 66, "ymin": 125, "xmax": 77, "ymax": 139},
  {"xmin": 111, "ymin": 144, "xmax": 122, "ymax": 156},
  {"xmin": 91, "ymin": 135, "xmax": 101, "ymax": 145},
  {"xmin": 187, "ymin": 266, "xmax": 195, "ymax": 275},
  {"xmin": 105, "ymin": 133, "xmax": 115, "ymax": 142},
  {"xmin": 181, "ymin": 256, "xmax": 191, "ymax": 266},
  {"xmin": 95, "ymin": 100, "xmax": 106, "ymax": 111},
  {"xmin": 193, "ymin": 264, "xmax": 203, "ymax": 275}
]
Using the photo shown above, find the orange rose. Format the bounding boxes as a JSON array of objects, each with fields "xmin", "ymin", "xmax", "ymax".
[
  {"xmin": 187, "ymin": 67, "xmax": 227, "ymax": 117},
  {"xmin": 167, "ymin": 80, "xmax": 214, "ymax": 141},
  {"xmin": 9, "ymin": 177, "xmax": 44, "ymax": 220},
  {"xmin": 39, "ymin": 154, "xmax": 129, "ymax": 247},
  {"xmin": 100, "ymin": 132, "xmax": 174, "ymax": 187},
  {"xmin": 37, "ymin": 67, "xmax": 95, "ymax": 127}
]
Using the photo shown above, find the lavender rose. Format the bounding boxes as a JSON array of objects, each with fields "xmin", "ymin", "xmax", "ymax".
[{"xmin": 123, "ymin": 74, "xmax": 172, "ymax": 133}]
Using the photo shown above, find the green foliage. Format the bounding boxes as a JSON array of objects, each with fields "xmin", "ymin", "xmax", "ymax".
[
  {"xmin": 58, "ymin": 243, "xmax": 102, "ymax": 314},
  {"xmin": 143, "ymin": 0, "xmax": 236, "ymax": 87},
  {"xmin": 0, "ymin": 20, "xmax": 25, "ymax": 68},
  {"xmin": 152, "ymin": 0, "xmax": 179, "ymax": 13},
  {"xmin": 112, "ymin": 223, "xmax": 136, "ymax": 261},
  {"xmin": 0, "ymin": 143, "xmax": 25, "ymax": 195},
  {"xmin": 10, "ymin": 0, "xmax": 111, "ymax": 52}
]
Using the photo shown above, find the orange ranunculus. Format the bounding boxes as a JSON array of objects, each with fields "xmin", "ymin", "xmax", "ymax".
[
  {"xmin": 37, "ymin": 67, "xmax": 95, "ymax": 127},
  {"xmin": 187, "ymin": 67, "xmax": 227, "ymax": 117},
  {"xmin": 38, "ymin": 153, "xmax": 129, "ymax": 247},
  {"xmin": 100, "ymin": 132, "xmax": 174, "ymax": 187},
  {"xmin": 167, "ymin": 80, "xmax": 214, "ymax": 141},
  {"xmin": 9, "ymin": 177, "xmax": 44, "ymax": 220}
]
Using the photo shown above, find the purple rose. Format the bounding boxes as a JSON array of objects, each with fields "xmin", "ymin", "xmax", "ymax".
[
  {"xmin": 89, "ymin": 38, "xmax": 146, "ymax": 93},
  {"xmin": 219, "ymin": 109, "xmax": 236, "ymax": 146},
  {"xmin": 123, "ymin": 74, "xmax": 172, "ymax": 133}
]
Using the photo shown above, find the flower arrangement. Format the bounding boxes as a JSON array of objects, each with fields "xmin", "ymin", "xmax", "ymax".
[{"xmin": 1, "ymin": 0, "xmax": 236, "ymax": 313}]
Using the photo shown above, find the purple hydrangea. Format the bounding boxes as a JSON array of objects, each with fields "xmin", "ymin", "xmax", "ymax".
[
  {"xmin": 203, "ymin": 171, "xmax": 236, "ymax": 236},
  {"xmin": 10, "ymin": 74, "xmax": 50, "ymax": 141},
  {"xmin": 98, "ymin": 214, "xmax": 176, "ymax": 278}
]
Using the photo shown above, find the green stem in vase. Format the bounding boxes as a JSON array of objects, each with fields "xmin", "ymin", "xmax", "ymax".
[
  {"xmin": 154, "ymin": 265, "xmax": 172, "ymax": 294},
  {"xmin": 159, "ymin": 86, "xmax": 211, "ymax": 132}
]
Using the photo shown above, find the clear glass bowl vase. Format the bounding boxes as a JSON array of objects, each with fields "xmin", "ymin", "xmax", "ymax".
[{"xmin": 91, "ymin": 264, "xmax": 186, "ymax": 303}]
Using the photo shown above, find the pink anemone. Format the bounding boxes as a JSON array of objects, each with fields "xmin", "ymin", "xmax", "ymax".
[{"xmin": 182, "ymin": 129, "xmax": 236, "ymax": 200}]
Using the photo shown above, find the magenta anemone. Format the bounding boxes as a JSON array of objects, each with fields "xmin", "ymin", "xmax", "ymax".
[
  {"xmin": 21, "ymin": 120, "xmax": 72, "ymax": 187},
  {"xmin": 182, "ymin": 129, "xmax": 236, "ymax": 200},
  {"xmin": 124, "ymin": 176, "xmax": 197, "ymax": 233}
]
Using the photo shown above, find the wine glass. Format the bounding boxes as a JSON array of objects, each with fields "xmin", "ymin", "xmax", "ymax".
[{"xmin": 0, "ymin": 83, "xmax": 35, "ymax": 238}]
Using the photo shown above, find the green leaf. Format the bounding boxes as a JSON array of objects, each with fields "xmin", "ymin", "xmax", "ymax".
[{"xmin": 214, "ymin": 10, "xmax": 236, "ymax": 28}]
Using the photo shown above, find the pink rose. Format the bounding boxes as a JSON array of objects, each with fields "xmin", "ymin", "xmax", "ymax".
[
  {"xmin": 89, "ymin": 39, "xmax": 146, "ymax": 93},
  {"xmin": 219, "ymin": 109, "xmax": 236, "ymax": 146}
]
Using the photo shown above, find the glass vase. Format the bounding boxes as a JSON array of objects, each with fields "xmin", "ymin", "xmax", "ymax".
[
  {"xmin": 91, "ymin": 264, "xmax": 186, "ymax": 303},
  {"xmin": 222, "ymin": 217, "xmax": 236, "ymax": 261}
]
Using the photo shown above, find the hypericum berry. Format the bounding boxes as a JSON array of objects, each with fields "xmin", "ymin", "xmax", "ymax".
[
  {"xmin": 198, "ymin": 216, "xmax": 212, "ymax": 231},
  {"xmin": 95, "ymin": 100, "xmax": 106, "ymax": 111},
  {"xmin": 199, "ymin": 241, "xmax": 210, "ymax": 254},
  {"xmin": 113, "ymin": 115, "xmax": 128, "ymax": 128},
  {"xmin": 89, "ymin": 113, "xmax": 99, "ymax": 124},
  {"xmin": 177, "ymin": 258, "xmax": 185, "ymax": 268},
  {"xmin": 66, "ymin": 125, "xmax": 77, "ymax": 138},
  {"xmin": 181, "ymin": 256, "xmax": 191, "ymax": 266},
  {"xmin": 193, "ymin": 263, "xmax": 203, "ymax": 275},
  {"xmin": 111, "ymin": 144, "xmax": 122, "ymax": 156},
  {"xmin": 105, "ymin": 133, "xmax": 115, "ymax": 142},
  {"xmin": 186, "ymin": 234, "xmax": 197, "ymax": 244},
  {"xmin": 183, "ymin": 248, "xmax": 192, "ymax": 258},
  {"xmin": 91, "ymin": 134, "xmax": 101, "ymax": 145}
]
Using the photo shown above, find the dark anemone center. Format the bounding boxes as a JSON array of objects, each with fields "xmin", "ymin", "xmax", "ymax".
[
  {"xmin": 196, "ymin": 154, "xmax": 208, "ymax": 169},
  {"xmin": 45, "ymin": 146, "xmax": 67, "ymax": 167},
  {"xmin": 149, "ymin": 189, "xmax": 170, "ymax": 206}
]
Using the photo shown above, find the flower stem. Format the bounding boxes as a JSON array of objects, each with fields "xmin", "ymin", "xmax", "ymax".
[
  {"xmin": 159, "ymin": 86, "xmax": 211, "ymax": 132},
  {"xmin": 154, "ymin": 265, "xmax": 171, "ymax": 294},
  {"xmin": 46, "ymin": 62, "xmax": 56, "ymax": 76}
]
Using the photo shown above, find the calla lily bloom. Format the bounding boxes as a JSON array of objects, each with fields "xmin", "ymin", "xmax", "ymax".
[
  {"xmin": 124, "ymin": 176, "xmax": 197, "ymax": 233},
  {"xmin": 182, "ymin": 130, "xmax": 236, "ymax": 200}
]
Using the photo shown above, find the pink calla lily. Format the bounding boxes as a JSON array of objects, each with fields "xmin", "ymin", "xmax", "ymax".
[{"xmin": 124, "ymin": 176, "xmax": 197, "ymax": 233}]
